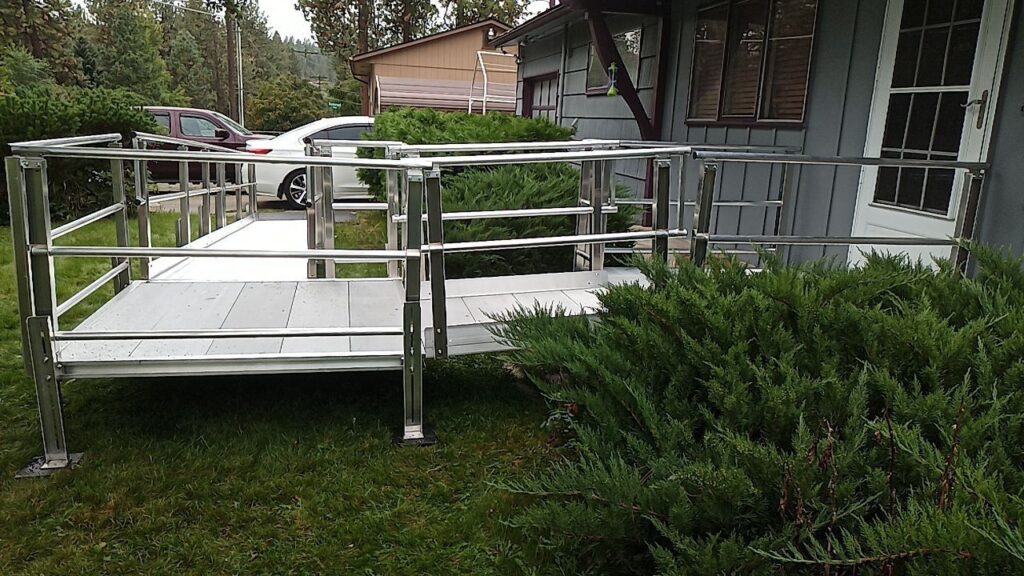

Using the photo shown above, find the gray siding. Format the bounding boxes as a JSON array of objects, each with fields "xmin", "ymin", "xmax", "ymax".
[
  {"xmin": 517, "ymin": 14, "xmax": 662, "ymax": 196},
  {"xmin": 975, "ymin": 0, "xmax": 1024, "ymax": 257},
  {"xmin": 663, "ymin": 0, "xmax": 884, "ymax": 263}
]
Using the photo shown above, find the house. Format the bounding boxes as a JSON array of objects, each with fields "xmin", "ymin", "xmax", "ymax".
[
  {"xmin": 491, "ymin": 0, "xmax": 1024, "ymax": 266},
  {"xmin": 351, "ymin": 19, "xmax": 519, "ymax": 115}
]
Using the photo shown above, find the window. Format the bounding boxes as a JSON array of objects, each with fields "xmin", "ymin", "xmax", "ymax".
[
  {"xmin": 311, "ymin": 125, "xmax": 373, "ymax": 141},
  {"xmin": 524, "ymin": 74, "xmax": 559, "ymax": 121},
  {"xmin": 687, "ymin": 0, "xmax": 818, "ymax": 124},
  {"xmin": 150, "ymin": 113, "xmax": 171, "ymax": 133},
  {"xmin": 180, "ymin": 115, "xmax": 220, "ymax": 138},
  {"xmin": 587, "ymin": 27, "xmax": 643, "ymax": 94},
  {"xmin": 212, "ymin": 111, "xmax": 252, "ymax": 136}
]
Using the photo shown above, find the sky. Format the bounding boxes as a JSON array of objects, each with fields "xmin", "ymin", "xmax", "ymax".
[{"xmin": 72, "ymin": 0, "xmax": 554, "ymax": 42}]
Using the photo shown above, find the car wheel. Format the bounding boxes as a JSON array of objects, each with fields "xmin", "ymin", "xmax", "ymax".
[{"xmin": 279, "ymin": 170, "xmax": 308, "ymax": 210}]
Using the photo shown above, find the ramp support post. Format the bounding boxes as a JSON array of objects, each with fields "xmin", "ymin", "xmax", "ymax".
[
  {"xmin": 399, "ymin": 169, "xmax": 435, "ymax": 446},
  {"xmin": 176, "ymin": 146, "xmax": 191, "ymax": 246},
  {"xmin": 653, "ymin": 157, "xmax": 671, "ymax": 263},
  {"xmin": 215, "ymin": 162, "xmax": 228, "ymax": 230},
  {"xmin": 386, "ymin": 148, "xmax": 401, "ymax": 279},
  {"xmin": 108, "ymin": 142, "xmax": 131, "ymax": 292},
  {"xmin": 200, "ymin": 162, "xmax": 212, "ymax": 237},
  {"xmin": 132, "ymin": 138, "xmax": 152, "ymax": 279},
  {"xmin": 320, "ymin": 148, "xmax": 336, "ymax": 278},
  {"xmin": 425, "ymin": 170, "xmax": 448, "ymax": 359}
]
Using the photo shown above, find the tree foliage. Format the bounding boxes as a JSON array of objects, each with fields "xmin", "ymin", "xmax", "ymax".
[
  {"xmin": 0, "ymin": 0, "xmax": 82, "ymax": 84},
  {"xmin": 0, "ymin": 45, "xmax": 53, "ymax": 93},
  {"xmin": 439, "ymin": 0, "xmax": 531, "ymax": 27},
  {"xmin": 248, "ymin": 75, "xmax": 328, "ymax": 133},
  {"xmin": 87, "ymin": 0, "xmax": 179, "ymax": 103},
  {"xmin": 496, "ymin": 250, "xmax": 1024, "ymax": 574}
]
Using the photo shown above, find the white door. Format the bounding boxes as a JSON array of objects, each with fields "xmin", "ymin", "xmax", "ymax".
[{"xmin": 850, "ymin": 0, "xmax": 1015, "ymax": 265}]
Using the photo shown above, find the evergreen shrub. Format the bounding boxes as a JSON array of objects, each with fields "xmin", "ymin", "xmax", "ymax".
[
  {"xmin": 359, "ymin": 108, "xmax": 636, "ymax": 278},
  {"xmin": 496, "ymin": 249, "xmax": 1024, "ymax": 575},
  {"xmin": 442, "ymin": 164, "xmax": 637, "ymax": 278},
  {"xmin": 0, "ymin": 85, "xmax": 156, "ymax": 225}
]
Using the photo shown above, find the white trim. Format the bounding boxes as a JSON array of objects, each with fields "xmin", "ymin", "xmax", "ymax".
[{"xmin": 850, "ymin": 0, "xmax": 1015, "ymax": 264}]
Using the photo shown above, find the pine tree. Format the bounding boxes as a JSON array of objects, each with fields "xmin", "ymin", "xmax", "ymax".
[{"xmin": 87, "ymin": 0, "xmax": 175, "ymax": 102}]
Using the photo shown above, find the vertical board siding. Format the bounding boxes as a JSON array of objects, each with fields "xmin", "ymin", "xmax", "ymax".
[
  {"xmin": 512, "ymin": 1, "xmax": 887, "ymax": 260},
  {"xmin": 976, "ymin": 1, "xmax": 1024, "ymax": 257}
]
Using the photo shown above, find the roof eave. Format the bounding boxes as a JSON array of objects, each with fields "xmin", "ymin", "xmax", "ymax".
[{"xmin": 488, "ymin": 5, "xmax": 575, "ymax": 48}]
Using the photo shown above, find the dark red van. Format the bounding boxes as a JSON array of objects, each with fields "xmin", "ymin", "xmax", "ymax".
[{"xmin": 143, "ymin": 106, "xmax": 271, "ymax": 182}]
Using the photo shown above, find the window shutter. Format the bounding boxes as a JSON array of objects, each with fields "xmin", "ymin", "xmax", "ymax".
[
  {"xmin": 688, "ymin": 5, "xmax": 728, "ymax": 120},
  {"xmin": 760, "ymin": 0, "xmax": 818, "ymax": 120},
  {"xmin": 722, "ymin": 0, "xmax": 769, "ymax": 117}
]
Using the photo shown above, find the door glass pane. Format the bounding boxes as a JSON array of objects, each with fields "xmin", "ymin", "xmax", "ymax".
[
  {"xmin": 872, "ymin": 0, "xmax": 984, "ymax": 215},
  {"xmin": 180, "ymin": 115, "xmax": 219, "ymax": 138},
  {"xmin": 722, "ymin": 0, "xmax": 768, "ymax": 116},
  {"xmin": 945, "ymin": 22, "xmax": 981, "ymax": 85}
]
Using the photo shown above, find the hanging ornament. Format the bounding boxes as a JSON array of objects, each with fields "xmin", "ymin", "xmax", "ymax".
[{"xmin": 606, "ymin": 62, "xmax": 619, "ymax": 97}]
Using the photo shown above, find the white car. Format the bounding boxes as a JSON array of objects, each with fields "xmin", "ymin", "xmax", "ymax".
[{"xmin": 247, "ymin": 116, "xmax": 375, "ymax": 209}]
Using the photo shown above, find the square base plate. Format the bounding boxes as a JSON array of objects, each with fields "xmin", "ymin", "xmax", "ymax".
[{"xmin": 16, "ymin": 453, "xmax": 84, "ymax": 479}]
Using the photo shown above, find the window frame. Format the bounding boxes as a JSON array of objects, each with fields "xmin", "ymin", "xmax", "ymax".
[
  {"xmin": 586, "ymin": 26, "xmax": 645, "ymax": 97},
  {"xmin": 179, "ymin": 114, "xmax": 222, "ymax": 139},
  {"xmin": 686, "ymin": 0, "xmax": 820, "ymax": 127}
]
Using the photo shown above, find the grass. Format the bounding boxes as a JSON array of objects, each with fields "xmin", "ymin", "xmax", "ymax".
[{"xmin": 0, "ymin": 211, "xmax": 554, "ymax": 575}]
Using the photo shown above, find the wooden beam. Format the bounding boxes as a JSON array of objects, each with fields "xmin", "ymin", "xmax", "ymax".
[{"xmin": 586, "ymin": 9, "xmax": 656, "ymax": 140}]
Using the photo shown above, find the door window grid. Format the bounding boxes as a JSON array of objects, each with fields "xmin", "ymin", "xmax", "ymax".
[{"xmin": 873, "ymin": 0, "xmax": 982, "ymax": 215}]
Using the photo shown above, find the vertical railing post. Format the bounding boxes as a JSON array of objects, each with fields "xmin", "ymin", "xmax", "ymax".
[
  {"xmin": 425, "ymin": 169, "xmax": 447, "ymax": 359},
  {"xmin": 109, "ymin": 142, "xmax": 131, "ymax": 292},
  {"xmin": 132, "ymin": 138, "xmax": 151, "ymax": 279},
  {"xmin": 952, "ymin": 170, "xmax": 986, "ymax": 274},
  {"xmin": 304, "ymin": 142, "xmax": 319, "ymax": 279},
  {"xmin": 13, "ymin": 157, "xmax": 74, "ymax": 474},
  {"xmin": 773, "ymin": 163, "xmax": 794, "ymax": 265},
  {"xmin": 574, "ymin": 160, "xmax": 596, "ymax": 271},
  {"xmin": 590, "ymin": 160, "xmax": 612, "ymax": 271},
  {"xmin": 690, "ymin": 161, "xmax": 718, "ymax": 268},
  {"xmin": 247, "ymin": 162, "xmax": 258, "ymax": 220},
  {"xmin": 653, "ymin": 157, "xmax": 671, "ymax": 263},
  {"xmin": 176, "ymin": 145, "xmax": 190, "ymax": 246},
  {"xmin": 400, "ymin": 168, "xmax": 431, "ymax": 444},
  {"xmin": 321, "ymin": 147, "xmax": 336, "ymax": 279},
  {"xmin": 386, "ymin": 148, "xmax": 401, "ymax": 279},
  {"xmin": 200, "ymin": 162, "xmax": 212, "ymax": 237},
  {"xmin": 7, "ymin": 156, "xmax": 34, "ymax": 372},
  {"xmin": 234, "ymin": 161, "xmax": 243, "ymax": 221},
  {"xmin": 215, "ymin": 162, "xmax": 227, "ymax": 230}
]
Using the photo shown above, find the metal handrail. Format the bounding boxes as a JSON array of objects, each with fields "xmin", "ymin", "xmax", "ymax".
[
  {"xmin": 692, "ymin": 151, "xmax": 988, "ymax": 172},
  {"xmin": 134, "ymin": 131, "xmax": 242, "ymax": 154},
  {"xmin": 10, "ymin": 133, "xmax": 124, "ymax": 151},
  {"xmin": 431, "ymin": 230, "xmax": 685, "ymax": 254},
  {"xmin": 55, "ymin": 262, "xmax": 131, "ymax": 317},
  {"xmin": 392, "ymin": 205, "xmax": 620, "ymax": 223},
  {"xmin": 36, "ymin": 246, "xmax": 406, "ymax": 262},
  {"xmin": 51, "ymin": 203, "xmax": 124, "ymax": 240},
  {"xmin": 705, "ymin": 234, "xmax": 958, "ymax": 246},
  {"xmin": 54, "ymin": 327, "xmax": 404, "ymax": 341},
  {"xmin": 9, "ymin": 145, "xmax": 428, "ymax": 169},
  {"xmin": 147, "ymin": 183, "xmax": 254, "ymax": 205},
  {"xmin": 399, "ymin": 140, "xmax": 621, "ymax": 154},
  {"xmin": 428, "ymin": 146, "xmax": 694, "ymax": 167}
]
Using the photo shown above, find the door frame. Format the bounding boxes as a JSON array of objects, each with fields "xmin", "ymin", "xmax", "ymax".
[
  {"xmin": 522, "ymin": 72, "xmax": 560, "ymax": 120},
  {"xmin": 850, "ymin": 0, "xmax": 1016, "ymax": 254}
]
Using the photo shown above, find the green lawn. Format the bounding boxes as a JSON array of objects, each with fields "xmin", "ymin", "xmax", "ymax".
[{"xmin": 0, "ymin": 212, "xmax": 553, "ymax": 575}]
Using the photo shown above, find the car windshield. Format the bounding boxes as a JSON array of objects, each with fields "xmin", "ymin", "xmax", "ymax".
[{"xmin": 212, "ymin": 111, "xmax": 253, "ymax": 135}]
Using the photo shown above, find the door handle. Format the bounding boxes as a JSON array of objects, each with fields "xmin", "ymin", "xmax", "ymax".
[{"xmin": 960, "ymin": 90, "xmax": 989, "ymax": 129}]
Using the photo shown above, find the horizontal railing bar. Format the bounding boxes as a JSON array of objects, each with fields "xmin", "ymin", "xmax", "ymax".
[
  {"xmin": 428, "ymin": 146, "xmax": 694, "ymax": 167},
  {"xmin": 437, "ymin": 230, "xmax": 687, "ymax": 254},
  {"xmin": 11, "ymin": 133, "xmax": 123, "ymax": 150},
  {"xmin": 55, "ymin": 262, "xmax": 131, "ymax": 317},
  {"xmin": 36, "ymin": 245, "xmax": 407, "ymax": 261},
  {"xmin": 147, "ymin": 183, "xmax": 256, "ymax": 204},
  {"xmin": 400, "ymin": 139, "xmax": 621, "ymax": 154},
  {"xmin": 51, "ymin": 203, "xmax": 124, "ymax": 240},
  {"xmin": 134, "ymin": 132, "xmax": 241, "ymax": 153},
  {"xmin": 54, "ymin": 326, "xmax": 403, "ymax": 341},
  {"xmin": 333, "ymin": 202, "xmax": 389, "ymax": 212},
  {"xmin": 692, "ymin": 152, "xmax": 988, "ymax": 171},
  {"xmin": 309, "ymin": 139, "xmax": 404, "ymax": 149},
  {"xmin": 706, "ymin": 234, "xmax": 958, "ymax": 246},
  {"xmin": 392, "ymin": 206, "xmax": 619, "ymax": 223},
  {"xmin": 617, "ymin": 199, "xmax": 784, "ymax": 208},
  {"xmin": 7, "ymin": 146, "xmax": 428, "ymax": 170}
]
